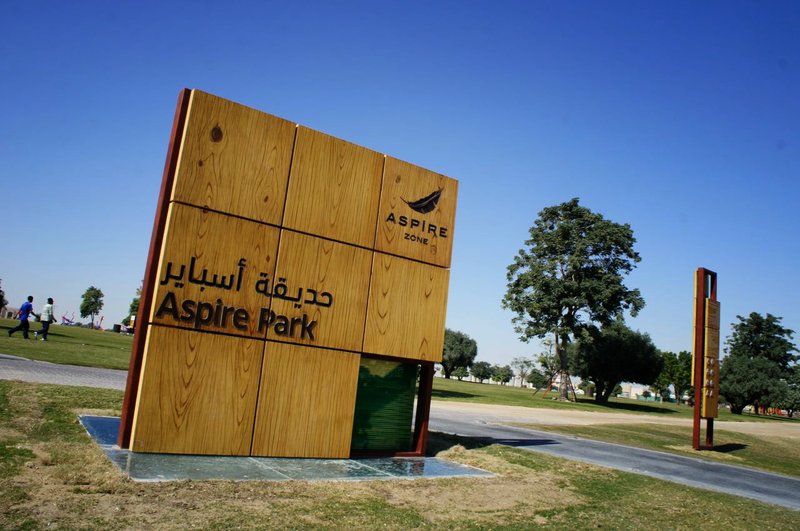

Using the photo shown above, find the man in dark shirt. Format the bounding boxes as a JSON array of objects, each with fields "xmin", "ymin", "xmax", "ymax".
[{"xmin": 8, "ymin": 296, "xmax": 38, "ymax": 339}]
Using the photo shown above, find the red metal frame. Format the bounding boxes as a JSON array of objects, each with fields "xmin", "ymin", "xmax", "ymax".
[
  {"xmin": 117, "ymin": 89, "xmax": 192, "ymax": 448},
  {"xmin": 692, "ymin": 267, "xmax": 717, "ymax": 450}
]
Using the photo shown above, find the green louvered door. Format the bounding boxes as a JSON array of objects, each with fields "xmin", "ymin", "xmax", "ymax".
[{"xmin": 350, "ymin": 358, "xmax": 417, "ymax": 452}]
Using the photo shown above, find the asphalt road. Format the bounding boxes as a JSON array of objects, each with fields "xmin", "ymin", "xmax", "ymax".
[
  {"xmin": 1, "ymin": 353, "xmax": 798, "ymax": 510},
  {"xmin": 429, "ymin": 406, "xmax": 800, "ymax": 510}
]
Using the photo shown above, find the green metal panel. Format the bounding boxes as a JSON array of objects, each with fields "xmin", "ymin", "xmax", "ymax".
[{"xmin": 350, "ymin": 358, "xmax": 417, "ymax": 452}]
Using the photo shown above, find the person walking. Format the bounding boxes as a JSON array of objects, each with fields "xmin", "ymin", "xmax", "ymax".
[
  {"xmin": 34, "ymin": 298, "xmax": 56, "ymax": 341},
  {"xmin": 8, "ymin": 296, "xmax": 39, "ymax": 339}
]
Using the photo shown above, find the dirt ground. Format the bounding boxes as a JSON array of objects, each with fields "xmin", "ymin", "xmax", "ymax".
[{"xmin": 429, "ymin": 401, "xmax": 800, "ymax": 438}]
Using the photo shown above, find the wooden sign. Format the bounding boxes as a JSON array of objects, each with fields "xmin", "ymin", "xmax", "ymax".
[
  {"xmin": 705, "ymin": 300, "xmax": 720, "ymax": 330},
  {"xmin": 692, "ymin": 268, "xmax": 719, "ymax": 450},
  {"xmin": 119, "ymin": 89, "xmax": 458, "ymax": 458}
]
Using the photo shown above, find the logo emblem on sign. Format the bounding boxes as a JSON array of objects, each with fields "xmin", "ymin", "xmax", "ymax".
[{"xmin": 402, "ymin": 188, "xmax": 443, "ymax": 214}]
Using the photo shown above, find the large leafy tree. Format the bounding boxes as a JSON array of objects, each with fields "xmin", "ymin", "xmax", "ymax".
[
  {"xmin": 441, "ymin": 329, "xmax": 478, "ymax": 379},
  {"xmin": 503, "ymin": 198, "xmax": 644, "ymax": 399},
  {"xmin": 491, "ymin": 365, "xmax": 514, "ymax": 385},
  {"xmin": 656, "ymin": 351, "xmax": 693, "ymax": 404},
  {"xmin": 720, "ymin": 312, "xmax": 798, "ymax": 414},
  {"xmin": 572, "ymin": 319, "xmax": 663, "ymax": 404},
  {"xmin": 80, "ymin": 286, "xmax": 104, "ymax": 329},
  {"xmin": 471, "ymin": 361, "xmax": 493, "ymax": 383}
]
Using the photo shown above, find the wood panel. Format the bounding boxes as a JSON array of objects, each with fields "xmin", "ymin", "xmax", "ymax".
[
  {"xmin": 702, "ymin": 356, "xmax": 720, "ymax": 418},
  {"xmin": 268, "ymin": 230, "xmax": 373, "ymax": 351},
  {"xmin": 363, "ymin": 253, "xmax": 449, "ymax": 362},
  {"xmin": 706, "ymin": 299, "xmax": 720, "ymax": 330},
  {"xmin": 375, "ymin": 156, "xmax": 458, "ymax": 267},
  {"xmin": 171, "ymin": 90, "xmax": 296, "ymax": 224},
  {"xmin": 251, "ymin": 343, "xmax": 360, "ymax": 458},
  {"xmin": 130, "ymin": 326, "xmax": 263, "ymax": 455},
  {"xmin": 150, "ymin": 203, "xmax": 280, "ymax": 338},
  {"xmin": 282, "ymin": 126, "xmax": 384, "ymax": 248}
]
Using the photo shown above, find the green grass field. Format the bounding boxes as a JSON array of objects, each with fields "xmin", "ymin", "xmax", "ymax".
[
  {"xmin": 0, "ymin": 318, "xmax": 132, "ymax": 370},
  {"xmin": 431, "ymin": 376, "xmax": 793, "ymax": 422},
  {"xmin": 1, "ymin": 380, "xmax": 798, "ymax": 529}
]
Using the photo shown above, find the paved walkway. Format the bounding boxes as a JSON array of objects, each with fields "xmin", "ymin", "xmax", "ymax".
[{"xmin": 0, "ymin": 354, "xmax": 127, "ymax": 390}]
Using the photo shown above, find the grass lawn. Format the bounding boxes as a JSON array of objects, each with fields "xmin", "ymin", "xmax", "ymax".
[
  {"xmin": 0, "ymin": 318, "xmax": 132, "ymax": 370},
  {"xmin": 433, "ymin": 378, "xmax": 800, "ymax": 477},
  {"xmin": 432, "ymin": 377, "xmax": 797, "ymax": 423},
  {"xmin": 1, "ymin": 380, "xmax": 798, "ymax": 529},
  {"xmin": 520, "ymin": 422, "xmax": 800, "ymax": 478}
]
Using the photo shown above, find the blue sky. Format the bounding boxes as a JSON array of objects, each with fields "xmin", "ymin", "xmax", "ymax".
[{"xmin": 2, "ymin": 1, "xmax": 798, "ymax": 364}]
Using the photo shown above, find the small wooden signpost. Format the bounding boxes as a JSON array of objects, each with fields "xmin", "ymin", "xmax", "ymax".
[{"xmin": 692, "ymin": 267, "xmax": 719, "ymax": 450}]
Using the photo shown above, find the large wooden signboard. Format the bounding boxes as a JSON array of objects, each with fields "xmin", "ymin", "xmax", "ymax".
[{"xmin": 118, "ymin": 89, "xmax": 458, "ymax": 458}]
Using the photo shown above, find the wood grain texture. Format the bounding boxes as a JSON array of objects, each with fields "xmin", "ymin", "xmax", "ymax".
[
  {"xmin": 702, "ymin": 355, "xmax": 720, "ymax": 417},
  {"xmin": 150, "ymin": 203, "xmax": 280, "ymax": 338},
  {"xmin": 268, "ymin": 230, "xmax": 373, "ymax": 351},
  {"xmin": 704, "ymin": 326, "xmax": 720, "ymax": 358},
  {"xmin": 706, "ymin": 299, "xmax": 721, "ymax": 330},
  {"xmin": 171, "ymin": 90, "xmax": 296, "ymax": 224},
  {"xmin": 375, "ymin": 156, "xmax": 458, "ymax": 267},
  {"xmin": 130, "ymin": 326, "xmax": 263, "ymax": 455},
  {"xmin": 363, "ymin": 253, "xmax": 449, "ymax": 362},
  {"xmin": 250, "ymin": 343, "xmax": 360, "ymax": 458},
  {"xmin": 282, "ymin": 126, "xmax": 384, "ymax": 248}
]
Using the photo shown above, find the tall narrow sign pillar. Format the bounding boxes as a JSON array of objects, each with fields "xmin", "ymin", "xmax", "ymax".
[{"xmin": 692, "ymin": 267, "xmax": 719, "ymax": 450}]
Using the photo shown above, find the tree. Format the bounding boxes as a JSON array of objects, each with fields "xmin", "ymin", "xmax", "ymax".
[
  {"xmin": 572, "ymin": 319, "xmax": 663, "ymax": 404},
  {"xmin": 776, "ymin": 367, "xmax": 800, "ymax": 418},
  {"xmin": 655, "ymin": 351, "xmax": 692, "ymax": 403},
  {"xmin": 471, "ymin": 361, "xmax": 493, "ymax": 383},
  {"xmin": 80, "ymin": 286, "xmax": 104, "ymax": 329},
  {"xmin": 720, "ymin": 313, "xmax": 798, "ymax": 414},
  {"xmin": 537, "ymin": 337, "xmax": 560, "ymax": 377},
  {"xmin": 123, "ymin": 282, "xmax": 143, "ymax": 326},
  {"xmin": 578, "ymin": 379, "xmax": 595, "ymax": 398},
  {"xmin": 0, "ymin": 279, "xmax": 8, "ymax": 312},
  {"xmin": 451, "ymin": 366, "xmax": 469, "ymax": 381},
  {"xmin": 510, "ymin": 356, "xmax": 535, "ymax": 385},
  {"xmin": 441, "ymin": 329, "xmax": 478, "ymax": 379},
  {"xmin": 719, "ymin": 356, "xmax": 785, "ymax": 414},
  {"xmin": 491, "ymin": 365, "xmax": 514, "ymax": 385},
  {"xmin": 503, "ymin": 198, "xmax": 644, "ymax": 399},
  {"xmin": 674, "ymin": 351, "xmax": 693, "ymax": 403},
  {"xmin": 527, "ymin": 368, "xmax": 549, "ymax": 389}
]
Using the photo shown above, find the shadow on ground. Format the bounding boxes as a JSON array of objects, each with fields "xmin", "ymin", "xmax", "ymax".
[
  {"xmin": 575, "ymin": 398, "xmax": 681, "ymax": 415},
  {"xmin": 426, "ymin": 431, "xmax": 560, "ymax": 456},
  {"xmin": 431, "ymin": 389, "xmax": 479, "ymax": 399},
  {"xmin": 710, "ymin": 443, "xmax": 748, "ymax": 453}
]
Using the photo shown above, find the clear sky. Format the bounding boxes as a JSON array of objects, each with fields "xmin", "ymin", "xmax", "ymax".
[{"xmin": 2, "ymin": 1, "xmax": 798, "ymax": 364}]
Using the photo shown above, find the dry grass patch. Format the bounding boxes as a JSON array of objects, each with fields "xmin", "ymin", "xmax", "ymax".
[{"xmin": 350, "ymin": 445, "xmax": 583, "ymax": 524}]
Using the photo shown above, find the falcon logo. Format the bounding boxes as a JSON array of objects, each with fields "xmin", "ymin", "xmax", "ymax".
[{"xmin": 402, "ymin": 187, "xmax": 443, "ymax": 214}]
